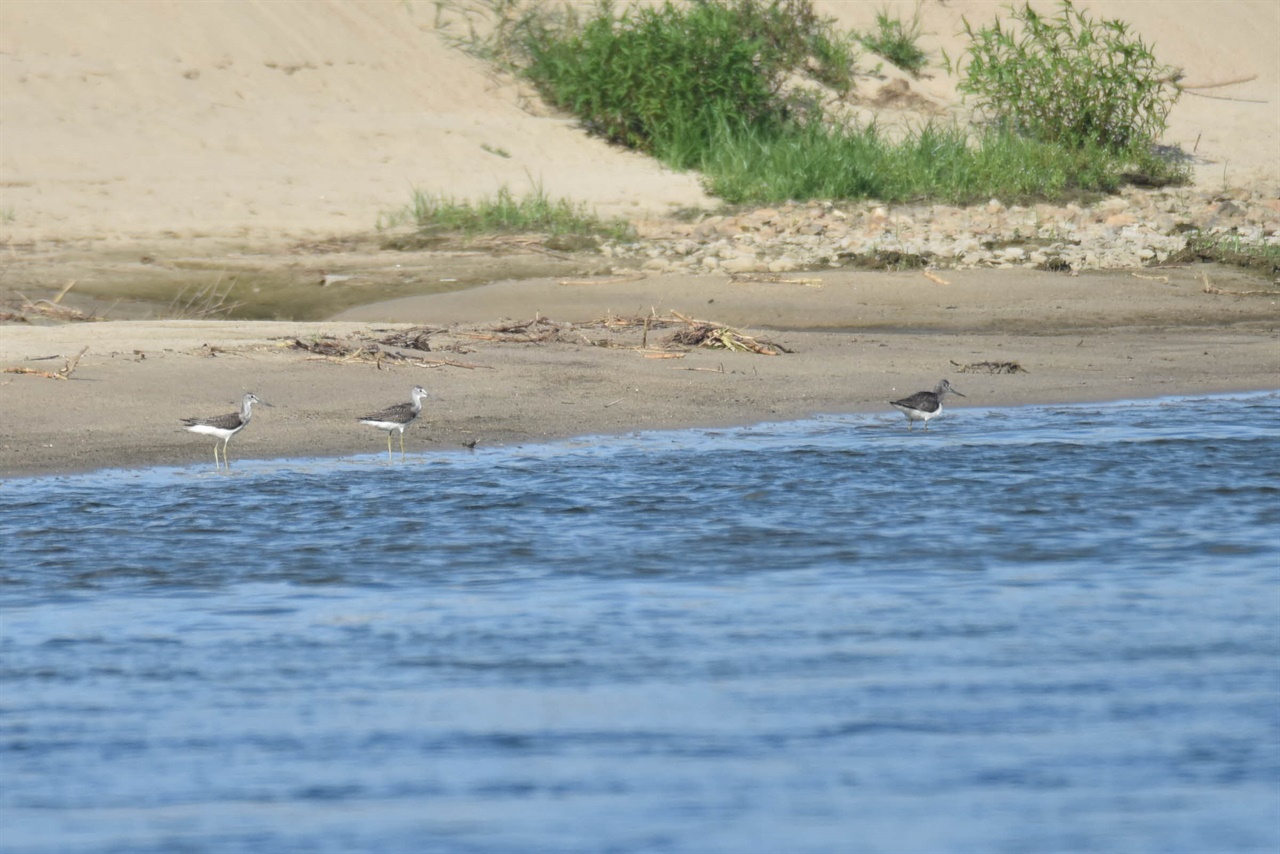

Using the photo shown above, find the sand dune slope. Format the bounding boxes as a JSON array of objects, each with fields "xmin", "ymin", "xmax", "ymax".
[{"xmin": 2, "ymin": 0, "xmax": 1276, "ymax": 248}]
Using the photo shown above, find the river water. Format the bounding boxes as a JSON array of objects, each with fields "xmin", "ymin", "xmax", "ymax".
[{"xmin": 2, "ymin": 393, "xmax": 1278, "ymax": 853}]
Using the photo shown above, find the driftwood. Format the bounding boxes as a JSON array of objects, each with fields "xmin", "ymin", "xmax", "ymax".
[
  {"xmin": 728, "ymin": 273, "xmax": 824, "ymax": 287},
  {"xmin": 665, "ymin": 311, "xmax": 791, "ymax": 355},
  {"xmin": 950, "ymin": 359, "xmax": 1027, "ymax": 374},
  {"xmin": 459, "ymin": 315, "xmax": 568, "ymax": 343},
  {"xmin": 1181, "ymin": 75, "xmax": 1265, "ymax": 103},
  {"xmin": 290, "ymin": 336, "xmax": 485, "ymax": 370},
  {"xmin": 1200, "ymin": 272, "xmax": 1276, "ymax": 297},
  {"xmin": 291, "ymin": 337, "xmax": 383, "ymax": 359},
  {"xmin": 406, "ymin": 311, "xmax": 789, "ymax": 358},
  {"xmin": 558, "ymin": 272, "xmax": 648, "ymax": 286},
  {"xmin": 6, "ymin": 281, "xmax": 101, "ymax": 323},
  {"xmin": 378, "ymin": 327, "xmax": 443, "ymax": 352},
  {"xmin": 3, "ymin": 346, "xmax": 89, "ymax": 380}
]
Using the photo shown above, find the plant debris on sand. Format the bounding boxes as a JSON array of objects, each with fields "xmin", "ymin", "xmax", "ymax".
[
  {"xmin": 1, "ymin": 281, "xmax": 102, "ymax": 324},
  {"xmin": 665, "ymin": 312, "xmax": 791, "ymax": 355},
  {"xmin": 308, "ymin": 313, "xmax": 796, "ymax": 359},
  {"xmin": 2, "ymin": 346, "xmax": 89, "ymax": 381},
  {"xmin": 951, "ymin": 359, "xmax": 1027, "ymax": 374}
]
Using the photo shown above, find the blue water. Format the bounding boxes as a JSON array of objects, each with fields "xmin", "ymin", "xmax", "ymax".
[{"xmin": 2, "ymin": 394, "xmax": 1278, "ymax": 854}]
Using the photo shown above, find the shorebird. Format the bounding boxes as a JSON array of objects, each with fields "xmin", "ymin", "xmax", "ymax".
[
  {"xmin": 181, "ymin": 392, "xmax": 270, "ymax": 469},
  {"xmin": 890, "ymin": 379, "xmax": 965, "ymax": 430},
  {"xmin": 359, "ymin": 386, "xmax": 429, "ymax": 460}
]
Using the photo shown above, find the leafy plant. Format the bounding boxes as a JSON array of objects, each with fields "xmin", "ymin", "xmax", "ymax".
[
  {"xmin": 506, "ymin": 0, "xmax": 856, "ymax": 162},
  {"xmin": 859, "ymin": 4, "xmax": 929, "ymax": 76},
  {"xmin": 953, "ymin": 0, "xmax": 1181, "ymax": 151}
]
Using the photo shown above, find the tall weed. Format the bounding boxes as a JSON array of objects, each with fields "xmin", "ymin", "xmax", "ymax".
[
  {"xmin": 859, "ymin": 4, "xmax": 930, "ymax": 76},
  {"xmin": 953, "ymin": 0, "xmax": 1181, "ymax": 150}
]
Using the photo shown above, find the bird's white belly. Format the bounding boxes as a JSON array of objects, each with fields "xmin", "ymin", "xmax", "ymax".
[
  {"xmin": 186, "ymin": 424, "xmax": 233, "ymax": 438},
  {"xmin": 361, "ymin": 419, "xmax": 406, "ymax": 432}
]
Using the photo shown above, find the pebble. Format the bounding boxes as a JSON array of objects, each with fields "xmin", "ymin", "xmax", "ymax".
[{"xmin": 604, "ymin": 184, "xmax": 1279, "ymax": 275}]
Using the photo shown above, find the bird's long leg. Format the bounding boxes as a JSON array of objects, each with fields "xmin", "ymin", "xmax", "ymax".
[
  {"xmin": 213, "ymin": 442, "xmax": 221, "ymax": 469},
  {"xmin": 386, "ymin": 431, "xmax": 393, "ymax": 462},
  {"xmin": 224, "ymin": 439, "xmax": 232, "ymax": 468},
  {"xmin": 399, "ymin": 430, "xmax": 406, "ymax": 459}
]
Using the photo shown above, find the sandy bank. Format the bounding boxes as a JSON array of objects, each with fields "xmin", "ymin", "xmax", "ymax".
[{"xmin": 2, "ymin": 267, "xmax": 1276, "ymax": 478}]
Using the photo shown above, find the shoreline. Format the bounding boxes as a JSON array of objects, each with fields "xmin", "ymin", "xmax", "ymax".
[
  {"xmin": 3, "ymin": 267, "xmax": 1277, "ymax": 479},
  {"xmin": 6, "ymin": 387, "xmax": 1277, "ymax": 484}
]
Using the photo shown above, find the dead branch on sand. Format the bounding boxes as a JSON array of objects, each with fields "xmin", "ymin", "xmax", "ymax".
[
  {"xmin": 460, "ymin": 315, "xmax": 567, "ymax": 343},
  {"xmin": 558, "ymin": 273, "xmax": 648, "ymax": 286},
  {"xmin": 1200, "ymin": 272, "xmax": 1276, "ymax": 297},
  {"xmin": 665, "ymin": 311, "xmax": 791, "ymax": 355},
  {"xmin": 3, "ymin": 346, "xmax": 89, "ymax": 380},
  {"xmin": 5, "ymin": 281, "xmax": 101, "ymax": 323},
  {"xmin": 728, "ymin": 273, "xmax": 824, "ymax": 288},
  {"xmin": 950, "ymin": 359, "xmax": 1027, "ymax": 374},
  {"xmin": 378, "ymin": 326, "xmax": 444, "ymax": 352},
  {"xmin": 291, "ymin": 337, "xmax": 382, "ymax": 359},
  {"xmin": 290, "ymin": 336, "xmax": 486, "ymax": 370}
]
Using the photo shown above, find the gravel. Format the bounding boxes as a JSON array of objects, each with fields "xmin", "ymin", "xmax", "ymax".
[{"xmin": 603, "ymin": 183, "xmax": 1280, "ymax": 275}]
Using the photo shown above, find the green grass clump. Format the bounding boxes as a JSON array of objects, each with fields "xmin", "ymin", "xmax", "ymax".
[
  {"xmin": 859, "ymin": 5, "xmax": 930, "ymax": 76},
  {"xmin": 391, "ymin": 184, "xmax": 632, "ymax": 240},
  {"xmin": 1175, "ymin": 232, "xmax": 1280, "ymax": 277},
  {"xmin": 697, "ymin": 119, "xmax": 1182, "ymax": 205},
  {"xmin": 952, "ymin": 0, "xmax": 1181, "ymax": 151}
]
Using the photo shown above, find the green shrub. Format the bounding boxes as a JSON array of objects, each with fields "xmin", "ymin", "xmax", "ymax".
[
  {"xmin": 518, "ymin": 0, "xmax": 856, "ymax": 162},
  {"xmin": 432, "ymin": 0, "xmax": 1186, "ymax": 212},
  {"xmin": 953, "ymin": 0, "xmax": 1181, "ymax": 150}
]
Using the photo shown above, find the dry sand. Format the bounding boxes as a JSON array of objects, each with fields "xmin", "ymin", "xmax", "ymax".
[
  {"xmin": 2, "ymin": 0, "xmax": 1277, "ymax": 242},
  {"xmin": 1, "ymin": 1, "xmax": 1277, "ymax": 476}
]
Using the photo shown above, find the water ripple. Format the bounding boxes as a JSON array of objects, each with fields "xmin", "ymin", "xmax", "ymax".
[{"xmin": 1, "ymin": 393, "xmax": 1278, "ymax": 853}]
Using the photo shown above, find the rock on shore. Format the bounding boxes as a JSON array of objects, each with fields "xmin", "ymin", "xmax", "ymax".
[{"xmin": 607, "ymin": 184, "xmax": 1280, "ymax": 276}]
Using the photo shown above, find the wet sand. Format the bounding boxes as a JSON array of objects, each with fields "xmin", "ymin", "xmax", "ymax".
[{"xmin": 3, "ymin": 266, "xmax": 1276, "ymax": 478}]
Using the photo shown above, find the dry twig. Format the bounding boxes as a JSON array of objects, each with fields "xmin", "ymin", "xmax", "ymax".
[
  {"xmin": 3, "ymin": 346, "xmax": 88, "ymax": 380},
  {"xmin": 1200, "ymin": 272, "xmax": 1275, "ymax": 296},
  {"xmin": 950, "ymin": 359, "xmax": 1027, "ymax": 374},
  {"xmin": 666, "ymin": 311, "xmax": 790, "ymax": 355},
  {"xmin": 729, "ymin": 273, "xmax": 824, "ymax": 287},
  {"xmin": 8, "ymin": 281, "xmax": 100, "ymax": 322},
  {"xmin": 379, "ymin": 327, "xmax": 442, "ymax": 352},
  {"xmin": 558, "ymin": 273, "xmax": 647, "ymax": 286}
]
